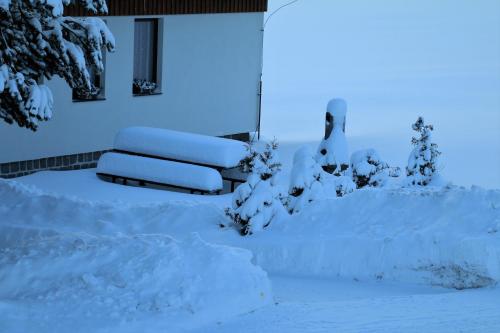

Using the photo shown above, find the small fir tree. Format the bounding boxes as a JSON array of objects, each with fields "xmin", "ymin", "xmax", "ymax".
[
  {"xmin": 226, "ymin": 140, "xmax": 284, "ymax": 236},
  {"xmin": 406, "ymin": 117, "xmax": 441, "ymax": 186},
  {"xmin": 286, "ymin": 146, "xmax": 324, "ymax": 214},
  {"xmin": 0, "ymin": 0, "xmax": 115, "ymax": 130}
]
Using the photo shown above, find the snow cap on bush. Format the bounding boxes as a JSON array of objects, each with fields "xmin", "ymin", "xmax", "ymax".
[{"xmin": 286, "ymin": 146, "xmax": 325, "ymax": 214}]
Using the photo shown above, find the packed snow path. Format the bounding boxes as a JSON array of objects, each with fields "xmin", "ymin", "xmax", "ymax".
[{"xmin": 191, "ymin": 276, "xmax": 500, "ymax": 333}]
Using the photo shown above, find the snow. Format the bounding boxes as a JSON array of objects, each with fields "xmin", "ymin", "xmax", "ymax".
[
  {"xmin": 0, "ymin": 232, "xmax": 271, "ymax": 332},
  {"xmin": 97, "ymin": 152, "xmax": 223, "ymax": 192},
  {"xmin": 327, "ymin": 97, "xmax": 347, "ymax": 119},
  {"xmin": 1, "ymin": 143, "xmax": 500, "ymax": 331},
  {"xmin": 114, "ymin": 127, "xmax": 249, "ymax": 169},
  {"xmin": 192, "ymin": 276, "xmax": 500, "ymax": 333}
]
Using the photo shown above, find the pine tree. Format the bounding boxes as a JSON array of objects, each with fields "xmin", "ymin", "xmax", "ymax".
[
  {"xmin": 0, "ymin": 0, "xmax": 115, "ymax": 130},
  {"xmin": 226, "ymin": 140, "xmax": 284, "ymax": 236},
  {"xmin": 286, "ymin": 146, "xmax": 324, "ymax": 214},
  {"xmin": 406, "ymin": 117, "xmax": 441, "ymax": 186}
]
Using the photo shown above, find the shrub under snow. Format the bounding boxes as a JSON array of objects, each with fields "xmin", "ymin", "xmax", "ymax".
[
  {"xmin": 350, "ymin": 149, "xmax": 394, "ymax": 188},
  {"xmin": 406, "ymin": 117, "xmax": 441, "ymax": 186},
  {"xmin": 226, "ymin": 140, "xmax": 285, "ymax": 235},
  {"xmin": 286, "ymin": 146, "xmax": 325, "ymax": 214}
]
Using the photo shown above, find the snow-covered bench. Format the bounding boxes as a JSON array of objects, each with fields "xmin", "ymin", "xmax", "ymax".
[
  {"xmin": 112, "ymin": 127, "xmax": 249, "ymax": 191},
  {"xmin": 96, "ymin": 152, "xmax": 223, "ymax": 194}
]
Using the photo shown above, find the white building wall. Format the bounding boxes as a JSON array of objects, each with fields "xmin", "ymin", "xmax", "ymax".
[{"xmin": 0, "ymin": 12, "xmax": 264, "ymax": 163}]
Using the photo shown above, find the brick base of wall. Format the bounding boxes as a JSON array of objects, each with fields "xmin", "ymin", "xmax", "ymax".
[{"xmin": 0, "ymin": 150, "xmax": 111, "ymax": 179}]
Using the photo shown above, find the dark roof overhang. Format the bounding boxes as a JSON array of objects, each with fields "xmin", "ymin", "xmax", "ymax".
[{"xmin": 65, "ymin": 0, "xmax": 268, "ymax": 16}]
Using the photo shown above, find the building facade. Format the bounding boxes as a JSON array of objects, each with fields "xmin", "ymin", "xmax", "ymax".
[{"xmin": 0, "ymin": 0, "xmax": 267, "ymax": 178}]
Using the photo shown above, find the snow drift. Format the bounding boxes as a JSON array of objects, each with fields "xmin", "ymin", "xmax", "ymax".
[
  {"xmin": 0, "ymin": 232, "xmax": 271, "ymax": 321},
  {"xmin": 0, "ymin": 180, "xmax": 272, "ymax": 329},
  {"xmin": 249, "ymin": 186, "xmax": 500, "ymax": 289},
  {"xmin": 2, "ymin": 178, "xmax": 500, "ymax": 291}
]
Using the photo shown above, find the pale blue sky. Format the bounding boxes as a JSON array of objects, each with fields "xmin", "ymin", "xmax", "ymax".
[{"xmin": 262, "ymin": 0, "xmax": 500, "ymax": 188}]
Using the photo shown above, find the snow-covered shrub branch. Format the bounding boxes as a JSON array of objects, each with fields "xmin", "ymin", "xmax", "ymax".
[
  {"xmin": 0, "ymin": 0, "xmax": 114, "ymax": 130},
  {"xmin": 406, "ymin": 117, "xmax": 441, "ymax": 186}
]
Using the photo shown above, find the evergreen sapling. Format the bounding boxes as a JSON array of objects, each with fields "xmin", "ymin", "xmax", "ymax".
[
  {"xmin": 226, "ymin": 140, "xmax": 285, "ymax": 236},
  {"xmin": 406, "ymin": 117, "xmax": 441, "ymax": 186}
]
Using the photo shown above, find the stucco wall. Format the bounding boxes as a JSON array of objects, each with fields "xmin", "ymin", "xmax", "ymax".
[{"xmin": 0, "ymin": 12, "xmax": 264, "ymax": 163}]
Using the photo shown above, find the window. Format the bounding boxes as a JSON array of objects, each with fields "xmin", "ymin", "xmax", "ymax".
[
  {"xmin": 133, "ymin": 19, "xmax": 162, "ymax": 95},
  {"xmin": 73, "ymin": 54, "xmax": 106, "ymax": 102}
]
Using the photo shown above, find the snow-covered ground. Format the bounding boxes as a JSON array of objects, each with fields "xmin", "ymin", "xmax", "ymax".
[{"xmin": 1, "ymin": 144, "xmax": 499, "ymax": 332}]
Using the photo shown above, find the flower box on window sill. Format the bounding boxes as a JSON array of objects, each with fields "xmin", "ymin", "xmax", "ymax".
[
  {"xmin": 132, "ymin": 79, "xmax": 159, "ymax": 96},
  {"xmin": 133, "ymin": 92, "xmax": 163, "ymax": 97}
]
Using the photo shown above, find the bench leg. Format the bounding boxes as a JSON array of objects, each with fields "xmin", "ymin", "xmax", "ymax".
[
  {"xmin": 231, "ymin": 181, "xmax": 235, "ymax": 192},
  {"xmin": 111, "ymin": 176, "xmax": 116, "ymax": 183}
]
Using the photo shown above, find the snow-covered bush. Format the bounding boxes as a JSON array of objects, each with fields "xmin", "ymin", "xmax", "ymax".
[
  {"xmin": 0, "ymin": 0, "xmax": 115, "ymax": 130},
  {"xmin": 406, "ymin": 117, "xmax": 441, "ymax": 186},
  {"xmin": 350, "ymin": 149, "xmax": 392, "ymax": 188},
  {"xmin": 316, "ymin": 99, "xmax": 350, "ymax": 176},
  {"xmin": 328, "ymin": 175, "xmax": 356, "ymax": 197},
  {"xmin": 286, "ymin": 146, "xmax": 325, "ymax": 214},
  {"xmin": 226, "ymin": 140, "xmax": 284, "ymax": 235},
  {"xmin": 239, "ymin": 139, "xmax": 281, "ymax": 180}
]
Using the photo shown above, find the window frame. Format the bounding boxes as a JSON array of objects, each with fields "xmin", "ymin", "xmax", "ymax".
[{"xmin": 132, "ymin": 18, "xmax": 163, "ymax": 97}]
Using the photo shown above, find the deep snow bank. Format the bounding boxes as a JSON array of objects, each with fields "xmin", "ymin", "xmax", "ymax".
[
  {"xmin": 0, "ymin": 179, "xmax": 226, "ymax": 243},
  {"xmin": 0, "ymin": 232, "xmax": 271, "ymax": 327},
  {"xmin": 0, "ymin": 180, "xmax": 271, "ymax": 329},
  {"xmin": 249, "ymin": 186, "xmax": 500, "ymax": 289},
  {"xmin": 2, "ymin": 178, "xmax": 500, "ymax": 290}
]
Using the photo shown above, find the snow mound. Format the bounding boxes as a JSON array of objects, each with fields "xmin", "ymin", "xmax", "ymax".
[
  {"xmin": 0, "ymin": 232, "xmax": 271, "ymax": 321},
  {"xmin": 0, "ymin": 179, "xmax": 226, "ymax": 242},
  {"xmin": 248, "ymin": 186, "xmax": 500, "ymax": 289}
]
